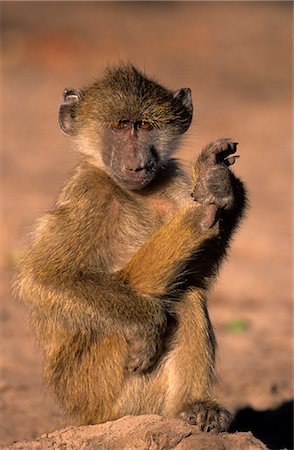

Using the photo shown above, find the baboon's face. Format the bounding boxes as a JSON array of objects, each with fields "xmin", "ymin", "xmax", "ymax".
[{"xmin": 101, "ymin": 120, "xmax": 162, "ymax": 190}]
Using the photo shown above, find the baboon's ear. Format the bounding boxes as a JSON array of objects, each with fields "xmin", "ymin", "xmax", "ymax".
[
  {"xmin": 59, "ymin": 88, "xmax": 83, "ymax": 135},
  {"xmin": 173, "ymin": 88, "xmax": 193, "ymax": 133},
  {"xmin": 173, "ymin": 88, "xmax": 193, "ymax": 115}
]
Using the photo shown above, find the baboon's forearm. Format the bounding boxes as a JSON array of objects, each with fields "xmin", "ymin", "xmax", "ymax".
[
  {"xmin": 122, "ymin": 175, "xmax": 247, "ymax": 296},
  {"xmin": 120, "ymin": 206, "xmax": 219, "ymax": 297}
]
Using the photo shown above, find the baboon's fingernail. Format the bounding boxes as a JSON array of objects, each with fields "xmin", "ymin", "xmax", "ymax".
[{"xmin": 226, "ymin": 155, "xmax": 240, "ymax": 166}]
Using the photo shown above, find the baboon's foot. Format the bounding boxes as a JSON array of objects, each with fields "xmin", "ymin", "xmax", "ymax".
[
  {"xmin": 192, "ymin": 139, "xmax": 239, "ymax": 229},
  {"xmin": 178, "ymin": 400, "xmax": 232, "ymax": 432}
]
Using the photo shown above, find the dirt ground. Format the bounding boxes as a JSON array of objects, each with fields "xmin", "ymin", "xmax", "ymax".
[{"xmin": 0, "ymin": 2, "xmax": 293, "ymax": 449}]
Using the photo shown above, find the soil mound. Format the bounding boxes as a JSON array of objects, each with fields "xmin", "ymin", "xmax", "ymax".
[{"xmin": 3, "ymin": 415, "xmax": 267, "ymax": 450}]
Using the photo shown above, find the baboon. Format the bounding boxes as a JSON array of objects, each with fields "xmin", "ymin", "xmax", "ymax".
[{"xmin": 16, "ymin": 63, "xmax": 246, "ymax": 432}]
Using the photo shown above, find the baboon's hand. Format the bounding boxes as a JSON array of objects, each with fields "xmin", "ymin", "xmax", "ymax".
[
  {"xmin": 192, "ymin": 139, "xmax": 239, "ymax": 229},
  {"xmin": 125, "ymin": 317, "xmax": 166, "ymax": 373}
]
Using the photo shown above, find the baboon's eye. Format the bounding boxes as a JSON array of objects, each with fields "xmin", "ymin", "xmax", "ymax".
[
  {"xmin": 116, "ymin": 120, "xmax": 130, "ymax": 129},
  {"xmin": 139, "ymin": 121, "xmax": 152, "ymax": 131}
]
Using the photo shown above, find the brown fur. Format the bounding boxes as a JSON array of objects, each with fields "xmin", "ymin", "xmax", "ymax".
[{"xmin": 15, "ymin": 64, "xmax": 246, "ymax": 432}]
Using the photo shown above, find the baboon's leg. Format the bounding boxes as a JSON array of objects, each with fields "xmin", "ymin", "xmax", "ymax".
[
  {"xmin": 110, "ymin": 289, "xmax": 230, "ymax": 433},
  {"xmin": 162, "ymin": 290, "xmax": 232, "ymax": 432},
  {"xmin": 44, "ymin": 331, "xmax": 128, "ymax": 424}
]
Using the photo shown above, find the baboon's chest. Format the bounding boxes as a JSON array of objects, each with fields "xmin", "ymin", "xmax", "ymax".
[{"xmin": 100, "ymin": 195, "xmax": 179, "ymax": 273}]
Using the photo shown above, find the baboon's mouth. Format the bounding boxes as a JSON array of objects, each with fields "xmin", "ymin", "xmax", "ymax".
[
  {"xmin": 113, "ymin": 166, "xmax": 156, "ymax": 190},
  {"xmin": 111, "ymin": 153, "xmax": 158, "ymax": 190}
]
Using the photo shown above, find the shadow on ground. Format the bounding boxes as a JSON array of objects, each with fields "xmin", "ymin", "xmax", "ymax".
[{"xmin": 229, "ymin": 399, "xmax": 293, "ymax": 450}]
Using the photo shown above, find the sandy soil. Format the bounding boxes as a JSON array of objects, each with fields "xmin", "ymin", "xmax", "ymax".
[{"xmin": 1, "ymin": 2, "xmax": 293, "ymax": 449}]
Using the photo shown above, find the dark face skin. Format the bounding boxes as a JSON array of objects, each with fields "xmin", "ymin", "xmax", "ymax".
[{"xmin": 102, "ymin": 120, "xmax": 160, "ymax": 191}]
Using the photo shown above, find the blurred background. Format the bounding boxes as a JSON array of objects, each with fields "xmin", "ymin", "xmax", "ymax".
[{"xmin": 1, "ymin": 2, "xmax": 292, "ymax": 448}]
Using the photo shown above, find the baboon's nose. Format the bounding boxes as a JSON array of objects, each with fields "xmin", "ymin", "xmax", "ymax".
[{"xmin": 123, "ymin": 155, "xmax": 144, "ymax": 172}]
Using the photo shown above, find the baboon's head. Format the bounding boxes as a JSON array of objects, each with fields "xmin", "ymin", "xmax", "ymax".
[{"xmin": 59, "ymin": 63, "xmax": 193, "ymax": 190}]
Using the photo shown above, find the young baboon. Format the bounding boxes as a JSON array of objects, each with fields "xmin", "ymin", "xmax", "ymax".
[{"xmin": 16, "ymin": 63, "xmax": 246, "ymax": 432}]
